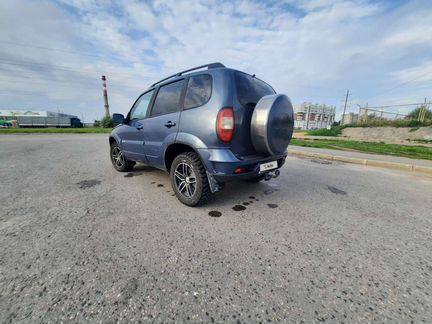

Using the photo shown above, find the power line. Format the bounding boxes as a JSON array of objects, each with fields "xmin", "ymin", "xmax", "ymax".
[
  {"xmin": 0, "ymin": 92, "xmax": 48, "ymax": 97},
  {"xmin": 0, "ymin": 59, "xmax": 348, "ymax": 95},
  {"xmin": 0, "ymin": 58, "xmax": 153, "ymax": 80},
  {"xmin": 0, "ymin": 69, "xmax": 147, "ymax": 90},
  {"xmin": 0, "ymin": 74, "xmax": 99, "ymax": 86},
  {"xmin": 366, "ymin": 71, "xmax": 432, "ymax": 101},
  {"xmin": 0, "ymin": 40, "xmax": 114, "ymax": 59},
  {"xmin": 0, "ymin": 75, "xmax": 146, "ymax": 91},
  {"xmin": 0, "ymin": 56, "xmax": 348, "ymax": 94},
  {"xmin": 0, "ymin": 78, "xmax": 103, "ymax": 91}
]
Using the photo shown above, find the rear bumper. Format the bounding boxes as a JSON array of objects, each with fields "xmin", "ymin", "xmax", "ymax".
[{"xmin": 197, "ymin": 148, "xmax": 287, "ymax": 183}]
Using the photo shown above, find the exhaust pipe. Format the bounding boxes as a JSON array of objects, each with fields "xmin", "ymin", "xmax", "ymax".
[{"xmin": 264, "ymin": 169, "xmax": 280, "ymax": 181}]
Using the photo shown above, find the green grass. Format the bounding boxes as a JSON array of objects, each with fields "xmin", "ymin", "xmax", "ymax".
[
  {"xmin": 0, "ymin": 127, "xmax": 112, "ymax": 134},
  {"xmin": 352, "ymin": 119, "xmax": 432, "ymax": 128},
  {"xmin": 306, "ymin": 127, "xmax": 344, "ymax": 136},
  {"xmin": 291, "ymin": 139, "xmax": 432, "ymax": 160}
]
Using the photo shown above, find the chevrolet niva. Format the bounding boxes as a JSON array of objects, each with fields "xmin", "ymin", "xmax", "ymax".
[{"xmin": 109, "ymin": 63, "xmax": 294, "ymax": 206}]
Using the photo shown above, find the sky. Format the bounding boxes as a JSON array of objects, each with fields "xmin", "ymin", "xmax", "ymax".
[{"xmin": 0, "ymin": 0, "xmax": 431, "ymax": 122}]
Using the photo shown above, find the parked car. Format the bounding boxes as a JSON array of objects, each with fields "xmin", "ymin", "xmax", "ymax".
[{"xmin": 109, "ymin": 63, "xmax": 294, "ymax": 206}]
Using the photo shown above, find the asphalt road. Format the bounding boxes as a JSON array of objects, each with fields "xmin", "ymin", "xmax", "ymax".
[{"xmin": 0, "ymin": 134, "xmax": 431, "ymax": 323}]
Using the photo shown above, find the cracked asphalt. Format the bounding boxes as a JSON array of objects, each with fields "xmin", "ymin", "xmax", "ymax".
[{"xmin": 0, "ymin": 134, "xmax": 431, "ymax": 323}]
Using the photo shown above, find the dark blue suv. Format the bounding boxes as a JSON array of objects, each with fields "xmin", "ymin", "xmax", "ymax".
[{"xmin": 109, "ymin": 63, "xmax": 294, "ymax": 206}]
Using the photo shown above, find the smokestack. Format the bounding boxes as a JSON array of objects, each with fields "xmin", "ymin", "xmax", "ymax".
[{"xmin": 101, "ymin": 75, "xmax": 110, "ymax": 117}]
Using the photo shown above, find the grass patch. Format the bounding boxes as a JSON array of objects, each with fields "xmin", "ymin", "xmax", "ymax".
[
  {"xmin": 306, "ymin": 127, "xmax": 344, "ymax": 136},
  {"xmin": 291, "ymin": 139, "xmax": 432, "ymax": 160},
  {"xmin": 0, "ymin": 127, "xmax": 112, "ymax": 134},
  {"xmin": 353, "ymin": 119, "xmax": 432, "ymax": 128},
  {"xmin": 406, "ymin": 139, "xmax": 432, "ymax": 144}
]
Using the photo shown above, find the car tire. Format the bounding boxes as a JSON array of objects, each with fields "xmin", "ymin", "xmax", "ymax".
[
  {"xmin": 170, "ymin": 152, "xmax": 211, "ymax": 206},
  {"xmin": 245, "ymin": 175, "xmax": 266, "ymax": 183},
  {"xmin": 110, "ymin": 142, "xmax": 135, "ymax": 172}
]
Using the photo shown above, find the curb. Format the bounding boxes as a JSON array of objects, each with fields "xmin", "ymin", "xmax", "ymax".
[{"xmin": 289, "ymin": 149, "xmax": 432, "ymax": 175}]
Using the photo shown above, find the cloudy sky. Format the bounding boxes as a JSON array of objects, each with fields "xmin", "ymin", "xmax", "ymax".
[{"xmin": 0, "ymin": 0, "xmax": 431, "ymax": 122}]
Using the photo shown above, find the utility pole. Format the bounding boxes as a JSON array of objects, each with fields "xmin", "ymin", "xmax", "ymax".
[
  {"xmin": 419, "ymin": 97, "xmax": 427, "ymax": 122},
  {"xmin": 101, "ymin": 75, "xmax": 110, "ymax": 117},
  {"xmin": 320, "ymin": 105, "xmax": 324, "ymax": 129},
  {"xmin": 341, "ymin": 89, "xmax": 350, "ymax": 125},
  {"xmin": 305, "ymin": 103, "xmax": 311, "ymax": 130}
]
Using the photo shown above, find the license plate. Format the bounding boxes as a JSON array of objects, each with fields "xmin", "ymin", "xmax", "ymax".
[{"xmin": 259, "ymin": 161, "xmax": 278, "ymax": 173}]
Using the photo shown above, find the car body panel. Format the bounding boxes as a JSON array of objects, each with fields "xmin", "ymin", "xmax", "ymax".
[
  {"xmin": 141, "ymin": 111, "xmax": 180, "ymax": 166},
  {"xmin": 111, "ymin": 125, "xmax": 146, "ymax": 162}
]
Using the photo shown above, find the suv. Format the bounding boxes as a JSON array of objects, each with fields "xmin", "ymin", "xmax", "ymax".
[{"xmin": 109, "ymin": 63, "xmax": 294, "ymax": 206}]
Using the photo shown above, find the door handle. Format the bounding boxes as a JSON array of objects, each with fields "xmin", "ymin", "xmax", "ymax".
[
  {"xmin": 136, "ymin": 122, "xmax": 143, "ymax": 130},
  {"xmin": 164, "ymin": 121, "xmax": 176, "ymax": 128}
]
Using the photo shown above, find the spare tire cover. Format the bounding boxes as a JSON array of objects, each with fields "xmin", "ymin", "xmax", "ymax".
[{"xmin": 250, "ymin": 94, "xmax": 294, "ymax": 156}]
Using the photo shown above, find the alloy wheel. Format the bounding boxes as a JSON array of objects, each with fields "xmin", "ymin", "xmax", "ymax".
[
  {"xmin": 174, "ymin": 162, "xmax": 197, "ymax": 198},
  {"xmin": 112, "ymin": 146, "xmax": 125, "ymax": 168}
]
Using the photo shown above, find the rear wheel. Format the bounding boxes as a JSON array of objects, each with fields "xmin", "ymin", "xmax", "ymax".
[
  {"xmin": 110, "ymin": 142, "xmax": 135, "ymax": 172},
  {"xmin": 170, "ymin": 152, "xmax": 211, "ymax": 206}
]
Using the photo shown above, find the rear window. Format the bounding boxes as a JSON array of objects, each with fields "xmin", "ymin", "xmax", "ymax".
[
  {"xmin": 184, "ymin": 74, "xmax": 212, "ymax": 109},
  {"xmin": 235, "ymin": 71, "xmax": 275, "ymax": 107}
]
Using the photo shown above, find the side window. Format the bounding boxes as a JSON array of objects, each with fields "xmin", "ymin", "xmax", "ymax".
[
  {"xmin": 150, "ymin": 80, "xmax": 185, "ymax": 117},
  {"xmin": 184, "ymin": 74, "xmax": 212, "ymax": 109},
  {"xmin": 131, "ymin": 90, "xmax": 154, "ymax": 120}
]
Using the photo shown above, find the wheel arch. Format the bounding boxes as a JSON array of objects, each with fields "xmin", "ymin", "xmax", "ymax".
[
  {"xmin": 109, "ymin": 133, "xmax": 123, "ymax": 148},
  {"xmin": 164, "ymin": 143, "xmax": 200, "ymax": 172},
  {"xmin": 109, "ymin": 136, "xmax": 116, "ymax": 146}
]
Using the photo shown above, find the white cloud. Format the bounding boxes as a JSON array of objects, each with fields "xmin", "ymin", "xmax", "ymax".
[
  {"xmin": 0, "ymin": 0, "xmax": 431, "ymax": 121},
  {"xmin": 392, "ymin": 61, "xmax": 432, "ymax": 83}
]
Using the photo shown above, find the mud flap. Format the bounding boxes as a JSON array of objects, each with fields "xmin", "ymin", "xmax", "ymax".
[{"xmin": 206, "ymin": 171, "xmax": 222, "ymax": 193}]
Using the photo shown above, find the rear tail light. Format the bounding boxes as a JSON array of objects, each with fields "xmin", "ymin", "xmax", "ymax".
[{"xmin": 216, "ymin": 107, "xmax": 234, "ymax": 143}]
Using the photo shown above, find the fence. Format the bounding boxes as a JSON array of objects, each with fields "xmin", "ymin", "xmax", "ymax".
[
  {"xmin": 342, "ymin": 101, "xmax": 431, "ymax": 125},
  {"xmin": 358, "ymin": 108, "xmax": 407, "ymax": 122}
]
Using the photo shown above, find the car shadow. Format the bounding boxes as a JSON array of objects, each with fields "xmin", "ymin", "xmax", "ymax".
[{"xmin": 129, "ymin": 163, "xmax": 289, "ymax": 209}]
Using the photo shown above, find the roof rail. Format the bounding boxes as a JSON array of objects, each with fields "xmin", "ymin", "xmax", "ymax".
[{"xmin": 151, "ymin": 62, "xmax": 225, "ymax": 88}]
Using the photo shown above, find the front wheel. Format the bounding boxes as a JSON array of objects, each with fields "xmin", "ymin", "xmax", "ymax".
[
  {"xmin": 110, "ymin": 142, "xmax": 135, "ymax": 172},
  {"xmin": 170, "ymin": 152, "xmax": 211, "ymax": 206}
]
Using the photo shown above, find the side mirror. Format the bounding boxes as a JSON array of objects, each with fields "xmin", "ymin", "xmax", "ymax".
[{"xmin": 112, "ymin": 113, "xmax": 125, "ymax": 124}]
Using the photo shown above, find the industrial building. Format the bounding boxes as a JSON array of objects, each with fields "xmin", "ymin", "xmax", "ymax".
[
  {"xmin": 342, "ymin": 112, "xmax": 359, "ymax": 125},
  {"xmin": 0, "ymin": 110, "xmax": 82, "ymax": 128},
  {"xmin": 293, "ymin": 103, "xmax": 336, "ymax": 130}
]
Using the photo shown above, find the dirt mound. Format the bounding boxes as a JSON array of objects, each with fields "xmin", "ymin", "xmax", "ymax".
[{"xmin": 342, "ymin": 127, "xmax": 432, "ymax": 141}]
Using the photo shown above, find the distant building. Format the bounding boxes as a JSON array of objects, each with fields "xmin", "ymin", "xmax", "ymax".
[
  {"xmin": 293, "ymin": 103, "xmax": 336, "ymax": 130},
  {"xmin": 341, "ymin": 112, "xmax": 359, "ymax": 125},
  {"xmin": 0, "ymin": 110, "xmax": 77, "ymax": 118},
  {"xmin": 0, "ymin": 110, "xmax": 81, "ymax": 128}
]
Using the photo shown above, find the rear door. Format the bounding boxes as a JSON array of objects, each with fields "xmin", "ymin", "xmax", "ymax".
[
  {"xmin": 232, "ymin": 71, "xmax": 276, "ymax": 157},
  {"xmin": 121, "ymin": 90, "xmax": 155, "ymax": 161},
  {"xmin": 141, "ymin": 79, "xmax": 186, "ymax": 167}
]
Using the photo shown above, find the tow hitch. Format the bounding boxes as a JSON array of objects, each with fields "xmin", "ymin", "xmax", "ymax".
[{"xmin": 264, "ymin": 169, "xmax": 280, "ymax": 181}]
